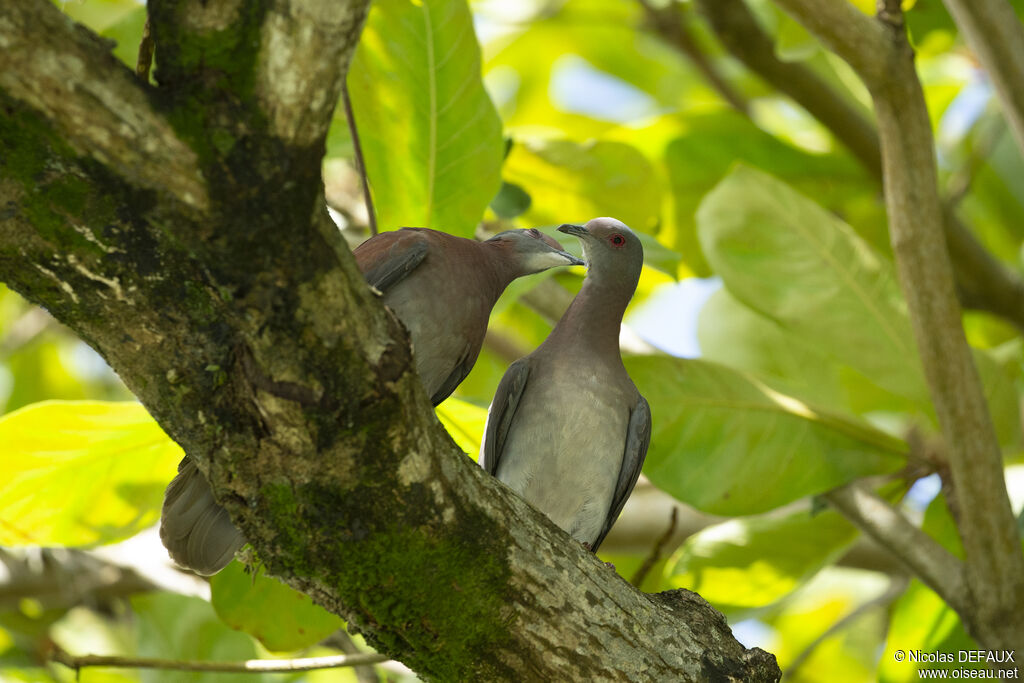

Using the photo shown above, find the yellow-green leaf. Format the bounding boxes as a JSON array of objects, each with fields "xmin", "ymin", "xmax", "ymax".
[
  {"xmin": 348, "ymin": 0, "xmax": 503, "ymax": 237},
  {"xmin": 436, "ymin": 397, "xmax": 487, "ymax": 456},
  {"xmin": 627, "ymin": 357, "xmax": 906, "ymax": 515},
  {"xmin": 664, "ymin": 509, "xmax": 859, "ymax": 615},
  {"xmin": 0, "ymin": 400, "xmax": 181, "ymax": 546},
  {"xmin": 211, "ymin": 562, "xmax": 344, "ymax": 652}
]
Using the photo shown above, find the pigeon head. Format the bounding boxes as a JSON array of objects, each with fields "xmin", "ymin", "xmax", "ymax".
[
  {"xmin": 488, "ymin": 228, "xmax": 585, "ymax": 275},
  {"xmin": 557, "ymin": 217, "xmax": 643, "ymax": 290}
]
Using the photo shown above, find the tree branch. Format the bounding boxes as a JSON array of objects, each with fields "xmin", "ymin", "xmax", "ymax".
[
  {"xmin": 773, "ymin": 0, "xmax": 1024, "ymax": 652},
  {"xmin": 636, "ymin": 0, "xmax": 750, "ymax": 115},
  {"xmin": 691, "ymin": 0, "xmax": 880, "ymax": 174},
  {"xmin": 769, "ymin": 0, "xmax": 889, "ymax": 88},
  {"xmin": 0, "ymin": 1, "xmax": 779, "ymax": 679},
  {"xmin": 824, "ymin": 484, "xmax": 966, "ymax": 612},
  {"xmin": 941, "ymin": 0, "xmax": 1024, "ymax": 158},
  {"xmin": 0, "ymin": 4, "xmax": 206, "ymax": 209},
  {"xmin": 691, "ymin": 0, "xmax": 1024, "ymax": 332}
]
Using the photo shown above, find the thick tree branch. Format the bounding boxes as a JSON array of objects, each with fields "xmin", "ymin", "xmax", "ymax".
[
  {"xmin": 0, "ymin": 4, "xmax": 206, "ymax": 209},
  {"xmin": 773, "ymin": 0, "xmax": 1024, "ymax": 653},
  {"xmin": 769, "ymin": 0, "xmax": 889, "ymax": 88},
  {"xmin": 254, "ymin": 0, "xmax": 369, "ymax": 148},
  {"xmin": 690, "ymin": 0, "xmax": 1024, "ymax": 331},
  {"xmin": 0, "ymin": 1, "xmax": 779, "ymax": 679},
  {"xmin": 824, "ymin": 485, "xmax": 966, "ymax": 612},
  {"xmin": 941, "ymin": 0, "xmax": 1024, "ymax": 158}
]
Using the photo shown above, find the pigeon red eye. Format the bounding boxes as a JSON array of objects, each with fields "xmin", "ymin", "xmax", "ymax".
[{"xmin": 609, "ymin": 234, "xmax": 625, "ymax": 247}]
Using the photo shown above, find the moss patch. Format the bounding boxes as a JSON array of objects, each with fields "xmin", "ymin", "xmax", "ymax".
[{"xmin": 260, "ymin": 477, "xmax": 517, "ymax": 680}]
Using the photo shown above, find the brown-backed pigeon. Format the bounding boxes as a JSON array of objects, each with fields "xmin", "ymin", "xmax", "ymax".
[
  {"xmin": 480, "ymin": 217, "xmax": 650, "ymax": 552},
  {"xmin": 161, "ymin": 227, "xmax": 583, "ymax": 575}
]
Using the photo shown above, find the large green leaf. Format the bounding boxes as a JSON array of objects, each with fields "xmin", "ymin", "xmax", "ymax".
[
  {"xmin": 698, "ymin": 165, "xmax": 930, "ymax": 405},
  {"xmin": 697, "ymin": 288, "xmax": 847, "ymax": 410},
  {"xmin": 698, "ymin": 287, "xmax": 940, "ymax": 426},
  {"xmin": 626, "ymin": 356, "xmax": 906, "ymax": 515},
  {"xmin": 664, "ymin": 508, "xmax": 859, "ymax": 616},
  {"xmin": 697, "ymin": 165, "xmax": 1021, "ymax": 446},
  {"xmin": 210, "ymin": 562, "xmax": 344, "ymax": 652},
  {"xmin": 0, "ymin": 401, "xmax": 181, "ymax": 546},
  {"xmin": 348, "ymin": 0, "xmax": 503, "ymax": 237},
  {"xmin": 503, "ymin": 138, "xmax": 663, "ymax": 234},
  {"xmin": 665, "ymin": 113, "xmax": 880, "ymax": 277}
]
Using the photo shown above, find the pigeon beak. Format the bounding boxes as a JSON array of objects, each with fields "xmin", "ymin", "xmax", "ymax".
[
  {"xmin": 557, "ymin": 223, "xmax": 588, "ymax": 238},
  {"xmin": 560, "ymin": 250, "xmax": 585, "ymax": 266}
]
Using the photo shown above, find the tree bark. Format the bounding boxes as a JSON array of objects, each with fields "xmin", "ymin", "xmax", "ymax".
[{"xmin": 0, "ymin": 1, "xmax": 779, "ymax": 680}]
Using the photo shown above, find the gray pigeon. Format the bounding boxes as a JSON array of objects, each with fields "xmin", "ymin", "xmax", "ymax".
[
  {"xmin": 161, "ymin": 227, "xmax": 583, "ymax": 575},
  {"xmin": 480, "ymin": 217, "xmax": 651, "ymax": 552}
]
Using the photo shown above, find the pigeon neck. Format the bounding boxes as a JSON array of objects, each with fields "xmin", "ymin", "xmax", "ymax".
[
  {"xmin": 480, "ymin": 240, "xmax": 521, "ymax": 300},
  {"xmin": 550, "ymin": 273, "xmax": 632, "ymax": 358}
]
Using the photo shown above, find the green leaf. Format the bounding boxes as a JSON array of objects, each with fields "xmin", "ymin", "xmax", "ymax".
[
  {"xmin": 132, "ymin": 592, "xmax": 268, "ymax": 683},
  {"xmin": 100, "ymin": 5, "xmax": 147, "ymax": 70},
  {"xmin": 665, "ymin": 509, "xmax": 858, "ymax": 616},
  {"xmin": 489, "ymin": 181, "xmax": 531, "ymax": 219},
  {"xmin": 0, "ymin": 401, "xmax": 182, "ymax": 546},
  {"xmin": 625, "ymin": 357, "xmax": 906, "ymax": 515},
  {"xmin": 764, "ymin": 567, "xmax": 891, "ymax": 681},
  {"xmin": 665, "ymin": 113, "xmax": 880, "ymax": 277},
  {"xmin": 697, "ymin": 165, "xmax": 1021, "ymax": 447},
  {"xmin": 210, "ymin": 562, "xmax": 344, "ymax": 652},
  {"xmin": 435, "ymin": 397, "xmax": 487, "ymax": 456},
  {"xmin": 698, "ymin": 286, "xmax": 940, "ymax": 422},
  {"xmin": 697, "ymin": 165, "xmax": 931, "ymax": 406},
  {"xmin": 879, "ymin": 580, "xmax": 976, "ymax": 682},
  {"xmin": 503, "ymin": 138, "xmax": 663, "ymax": 234},
  {"xmin": 484, "ymin": 0, "xmax": 718, "ymax": 132},
  {"xmin": 697, "ymin": 288, "xmax": 846, "ymax": 409},
  {"xmin": 348, "ymin": 0, "xmax": 504, "ymax": 237}
]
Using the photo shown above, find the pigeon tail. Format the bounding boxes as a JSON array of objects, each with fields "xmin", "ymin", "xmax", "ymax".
[{"xmin": 160, "ymin": 457, "xmax": 244, "ymax": 575}]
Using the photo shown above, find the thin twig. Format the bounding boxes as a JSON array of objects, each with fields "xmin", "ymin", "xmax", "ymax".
[
  {"xmin": 50, "ymin": 644, "xmax": 389, "ymax": 674},
  {"xmin": 630, "ymin": 508, "xmax": 678, "ymax": 587},
  {"xmin": 824, "ymin": 484, "xmax": 966, "ymax": 614},
  {"xmin": 0, "ymin": 307, "xmax": 52, "ymax": 356},
  {"xmin": 342, "ymin": 82, "xmax": 377, "ymax": 235},
  {"xmin": 135, "ymin": 15, "xmax": 154, "ymax": 82},
  {"xmin": 783, "ymin": 576, "xmax": 909, "ymax": 679}
]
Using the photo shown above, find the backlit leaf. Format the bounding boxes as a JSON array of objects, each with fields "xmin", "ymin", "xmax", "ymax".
[
  {"xmin": 626, "ymin": 356, "xmax": 906, "ymax": 515},
  {"xmin": 348, "ymin": 0, "xmax": 504, "ymax": 237},
  {"xmin": 665, "ymin": 508, "xmax": 859, "ymax": 616},
  {"xmin": 211, "ymin": 562, "xmax": 344, "ymax": 652},
  {"xmin": 0, "ymin": 401, "xmax": 181, "ymax": 547},
  {"xmin": 698, "ymin": 165, "xmax": 930, "ymax": 405}
]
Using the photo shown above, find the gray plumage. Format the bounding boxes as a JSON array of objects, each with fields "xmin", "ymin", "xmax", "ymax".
[
  {"xmin": 481, "ymin": 217, "xmax": 650, "ymax": 551},
  {"xmin": 161, "ymin": 227, "xmax": 583, "ymax": 575}
]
